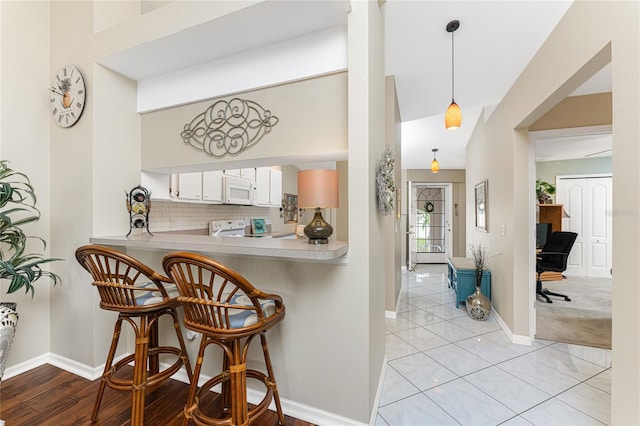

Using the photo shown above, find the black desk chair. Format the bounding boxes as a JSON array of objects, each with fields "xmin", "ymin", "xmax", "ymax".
[
  {"xmin": 536, "ymin": 231, "xmax": 578, "ymax": 303},
  {"xmin": 536, "ymin": 223, "xmax": 552, "ymax": 249}
]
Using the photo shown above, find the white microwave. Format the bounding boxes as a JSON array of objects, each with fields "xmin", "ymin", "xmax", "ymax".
[{"xmin": 223, "ymin": 175, "xmax": 254, "ymax": 205}]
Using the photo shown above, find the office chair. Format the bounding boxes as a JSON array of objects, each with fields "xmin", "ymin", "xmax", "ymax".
[
  {"xmin": 536, "ymin": 231, "xmax": 578, "ymax": 303},
  {"xmin": 536, "ymin": 223, "xmax": 552, "ymax": 249}
]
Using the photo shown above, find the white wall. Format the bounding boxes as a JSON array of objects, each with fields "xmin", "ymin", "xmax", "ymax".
[
  {"xmin": 348, "ymin": 1, "xmax": 386, "ymax": 413},
  {"xmin": 537, "ymin": 157, "xmax": 612, "ymax": 197},
  {"xmin": 0, "ymin": 1, "xmax": 387, "ymax": 424},
  {"xmin": 0, "ymin": 0, "xmax": 52, "ymax": 364},
  {"xmin": 137, "ymin": 25, "xmax": 347, "ymax": 113},
  {"xmin": 465, "ymin": 1, "xmax": 639, "ymax": 423},
  {"xmin": 48, "ymin": 0, "xmax": 102, "ymax": 368}
]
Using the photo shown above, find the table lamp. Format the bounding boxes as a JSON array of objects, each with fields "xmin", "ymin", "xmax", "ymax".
[{"xmin": 297, "ymin": 169, "xmax": 339, "ymax": 244}]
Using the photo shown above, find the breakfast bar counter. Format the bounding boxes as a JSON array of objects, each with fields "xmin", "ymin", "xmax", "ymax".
[
  {"xmin": 90, "ymin": 232, "xmax": 349, "ymax": 264},
  {"xmin": 87, "ymin": 231, "xmax": 356, "ymax": 422}
]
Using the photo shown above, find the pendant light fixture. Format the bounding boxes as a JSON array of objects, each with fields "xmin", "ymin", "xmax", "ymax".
[
  {"xmin": 431, "ymin": 149, "xmax": 440, "ymax": 173},
  {"xmin": 445, "ymin": 20, "xmax": 461, "ymax": 131}
]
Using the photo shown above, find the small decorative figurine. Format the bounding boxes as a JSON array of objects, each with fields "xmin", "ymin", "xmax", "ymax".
[{"xmin": 126, "ymin": 185, "xmax": 152, "ymax": 237}]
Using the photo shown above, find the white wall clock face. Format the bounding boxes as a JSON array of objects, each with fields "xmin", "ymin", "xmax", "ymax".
[{"xmin": 49, "ymin": 65, "xmax": 86, "ymax": 128}]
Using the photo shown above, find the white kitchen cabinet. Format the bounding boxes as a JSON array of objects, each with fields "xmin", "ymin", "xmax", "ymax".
[
  {"xmin": 255, "ymin": 167, "xmax": 282, "ymax": 207},
  {"xmin": 225, "ymin": 168, "xmax": 256, "ymax": 181},
  {"xmin": 176, "ymin": 172, "xmax": 202, "ymax": 201},
  {"xmin": 141, "ymin": 171, "xmax": 173, "ymax": 200},
  {"xmin": 269, "ymin": 169, "xmax": 282, "ymax": 206},
  {"xmin": 202, "ymin": 170, "xmax": 223, "ymax": 203},
  {"xmin": 241, "ymin": 168, "xmax": 256, "ymax": 181},
  {"xmin": 224, "ymin": 169, "xmax": 241, "ymax": 177}
]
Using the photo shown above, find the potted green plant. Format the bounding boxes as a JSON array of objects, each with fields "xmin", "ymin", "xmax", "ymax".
[
  {"xmin": 536, "ymin": 179, "xmax": 556, "ymax": 204},
  {"xmin": 0, "ymin": 160, "xmax": 61, "ymax": 379}
]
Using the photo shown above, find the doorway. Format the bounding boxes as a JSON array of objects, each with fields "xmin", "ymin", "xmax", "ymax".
[
  {"xmin": 407, "ymin": 182, "xmax": 453, "ymax": 267},
  {"xmin": 530, "ymin": 126, "xmax": 613, "ymax": 347}
]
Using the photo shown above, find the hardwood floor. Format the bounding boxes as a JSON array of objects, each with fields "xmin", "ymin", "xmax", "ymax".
[{"xmin": 0, "ymin": 364, "xmax": 314, "ymax": 426}]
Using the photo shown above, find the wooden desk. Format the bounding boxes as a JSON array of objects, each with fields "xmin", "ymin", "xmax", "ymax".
[
  {"xmin": 538, "ymin": 204, "xmax": 564, "ymax": 233},
  {"xmin": 536, "ymin": 248, "xmax": 563, "ymax": 281}
]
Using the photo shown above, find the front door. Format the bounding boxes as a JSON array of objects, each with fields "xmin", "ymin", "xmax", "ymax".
[{"xmin": 408, "ymin": 183, "xmax": 452, "ymax": 264}]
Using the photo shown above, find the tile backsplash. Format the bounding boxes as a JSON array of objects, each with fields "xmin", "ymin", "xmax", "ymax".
[{"xmin": 148, "ymin": 200, "xmax": 272, "ymax": 233}]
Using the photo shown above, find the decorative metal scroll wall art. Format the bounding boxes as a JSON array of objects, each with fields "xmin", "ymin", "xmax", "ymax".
[
  {"xmin": 180, "ymin": 98, "xmax": 279, "ymax": 158},
  {"xmin": 376, "ymin": 146, "xmax": 396, "ymax": 215},
  {"xmin": 126, "ymin": 185, "xmax": 152, "ymax": 237}
]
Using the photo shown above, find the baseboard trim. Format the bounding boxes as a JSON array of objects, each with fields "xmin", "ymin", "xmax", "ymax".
[
  {"xmin": 385, "ymin": 310, "xmax": 397, "ymax": 319},
  {"xmin": 369, "ymin": 355, "xmax": 387, "ymax": 425},
  {"xmin": 47, "ymin": 353, "xmax": 104, "ymax": 381},
  {"xmin": 493, "ymin": 310, "xmax": 532, "ymax": 346},
  {"xmin": 512, "ymin": 334, "xmax": 533, "ymax": 346},
  {"xmin": 2, "ymin": 353, "xmax": 49, "ymax": 380},
  {"xmin": 4, "ymin": 353, "xmax": 367, "ymax": 426},
  {"xmin": 2, "ymin": 351, "xmax": 141, "ymax": 382}
]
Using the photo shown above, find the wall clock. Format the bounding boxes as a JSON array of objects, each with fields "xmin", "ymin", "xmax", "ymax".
[{"xmin": 49, "ymin": 65, "xmax": 86, "ymax": 128}]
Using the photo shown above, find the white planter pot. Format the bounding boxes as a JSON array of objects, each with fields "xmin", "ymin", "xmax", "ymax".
[{"xmin": 0, "ymin": 303, "xmax": 18, "ymax": 380}]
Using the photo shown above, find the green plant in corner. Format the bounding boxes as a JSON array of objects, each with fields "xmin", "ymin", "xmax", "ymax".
[
  {"xmin": 536, "ymin": 178, "xmax": 556, "ymax": 204},
  {"xmin": 0, "ymin": 160, "xmax": 61, "ymax": 296}
]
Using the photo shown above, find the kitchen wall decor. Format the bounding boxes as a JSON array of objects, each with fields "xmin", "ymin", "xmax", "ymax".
[
  {"xmin": 376, "ymin": 146, "xmax": 396, "ymax": 215},
  {"xmin": 126, "ymin": 185, "xmax": 152, "ymax": 237},
  {"xmin": 251, "ymin": 218, "xmax": 267, "ymax": 234},
  {"xmin": 280, "ymin": 193, "xmax": 299, "ymax": 224},
  {"xmin": 180, "ymin": 98, "xmax": 279, "ymax": 158},
  {"xmin": 49, "ymin": 65, "xmax": 86, "ymax": 128}
]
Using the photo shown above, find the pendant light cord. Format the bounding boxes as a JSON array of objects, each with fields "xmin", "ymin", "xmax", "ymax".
[{"xmin": 451, "ymin": 30, "xmax": 455, "ymax": 102}]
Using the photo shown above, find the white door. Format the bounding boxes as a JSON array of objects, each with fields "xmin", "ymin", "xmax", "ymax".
[
  {"xmin": 408, "ymin": 183, "xmax": 452, "ymax": 264},
  {"xmin": 556, "ymin": 175, "xmax": 612, "ymax": 277}
]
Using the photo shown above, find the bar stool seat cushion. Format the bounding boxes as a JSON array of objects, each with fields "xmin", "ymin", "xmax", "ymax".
[
  {"xmin": 135, "ymin": 282, "xmax": 179, "ymax": 306},
  {"xmin": 227, "ymin": 294, "xmax": 275, "ymax": 328}
]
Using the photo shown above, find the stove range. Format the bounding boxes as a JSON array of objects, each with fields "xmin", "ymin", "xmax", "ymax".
[{"xmin": 208, "ymin": 219, "xmax": 247, "ymax": 237}]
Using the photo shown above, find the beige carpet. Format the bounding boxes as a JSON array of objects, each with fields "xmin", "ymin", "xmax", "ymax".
[{"xmin": 535, "ymin": 275, "xmax": 612, "ymax": 349}]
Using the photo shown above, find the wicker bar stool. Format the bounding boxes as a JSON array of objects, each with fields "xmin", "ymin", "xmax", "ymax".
[
  {"xmin": 162, "ymin": 252, "xmax": 286, "ymax": 426},
  {"xmin": 75, "ymin": 245, "xmax": 193, "ymax": 425}
]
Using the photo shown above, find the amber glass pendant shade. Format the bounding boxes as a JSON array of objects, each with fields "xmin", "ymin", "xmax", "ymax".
[
  {"xmin": 445, "ymin": 100, "xmax": 461, "ymax": 130},
  {"xmin": 431, "ymin": 148, "xmax": 440, "ymax": 173},
  {"xmin": 431, "ymin": 159, "xmax": 440, "ymax": 173}
]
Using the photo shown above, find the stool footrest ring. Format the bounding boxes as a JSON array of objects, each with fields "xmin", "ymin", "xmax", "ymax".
[{"xmin": 192, "ymin": 369, "xmax": 275, "ymax": 425}]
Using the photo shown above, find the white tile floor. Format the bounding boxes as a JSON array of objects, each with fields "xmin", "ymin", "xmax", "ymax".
[{"xmin": 376, "ymin": 264, "xmax": 612, "ymax": 426}]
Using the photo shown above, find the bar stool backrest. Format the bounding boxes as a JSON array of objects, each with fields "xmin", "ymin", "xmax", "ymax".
[
  {"xmin": 76, "ymin": 245, "xmax": 176, "ymax": 312},
  {"xmin": 162, "ymin": 252, "xmax": 285, "ymax": 339}
]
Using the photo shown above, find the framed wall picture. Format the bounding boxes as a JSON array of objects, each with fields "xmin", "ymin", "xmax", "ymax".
[
  {"xmin": 282, "ymin": 193, "xmax": 299, "ymax": 224},
  {"xmin": 475, "ymin": 180, "xmax": 488, "ymax": 232}
]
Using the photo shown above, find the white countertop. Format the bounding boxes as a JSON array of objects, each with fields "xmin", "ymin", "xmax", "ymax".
[{"xmin": 90, "ymin": 232, "xmax": 349, "ymax": 264}]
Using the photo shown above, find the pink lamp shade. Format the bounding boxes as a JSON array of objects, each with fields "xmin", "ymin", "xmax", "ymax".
[{"xmin": 297, "ymin": 169, "xmax": 339, "ymax": 209}]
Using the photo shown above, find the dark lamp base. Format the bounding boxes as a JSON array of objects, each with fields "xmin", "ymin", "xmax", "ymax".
[
  {"xmin": 307, "ymin": 238, "xmax": 329, "ymax": 245},
  {"xmin": 304, "ymin": 208, "xmax": 333, "ymax": 245}
]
